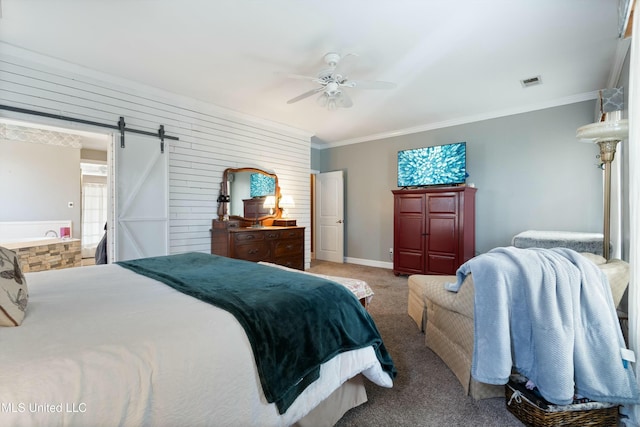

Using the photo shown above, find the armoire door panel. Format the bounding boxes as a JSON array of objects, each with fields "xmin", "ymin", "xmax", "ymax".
[
  {"xmin": 396, "ymin": 251, "xmax": 424, "ymax": 274},
  {"xmin": 397, "ymin": 195, "xmax": 425, "ymax": 214},
  {"xmin": 396, "ymin": 216, "xmax": 425, "ymax": 251},
  {"xmin": 427, "ymin": 253, "xmax": 457, "ymax": 275},
  {"xmin": 428, "ymin": 216, "xmax": 458, "ymax": 253},
  {"xmin": 428, "ymin": 194, "xmax": 457, "ymax": 213}
]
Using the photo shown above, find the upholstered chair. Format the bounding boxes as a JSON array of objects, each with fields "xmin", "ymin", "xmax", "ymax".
[{"xmin": 407, "ymin": 253, "xmax": 630, "ymax": 399}]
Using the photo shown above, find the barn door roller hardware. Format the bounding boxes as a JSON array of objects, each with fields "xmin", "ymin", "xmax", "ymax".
[
  {"xmin": 158, "ymin": 125, "xmax": 166, "ymax": 153},
  {"xmin": 0, "ymin": 104, "xmax": 178, "ymax": 153}
]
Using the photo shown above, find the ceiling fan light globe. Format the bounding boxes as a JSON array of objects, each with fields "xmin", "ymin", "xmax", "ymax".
[
  {"xmin": 326, "ymin": 82, "xmax": 340, "ymax": 94},
  {"xmin": 317, "ymin": 93, "xmax": 329, "ymax": 107}
]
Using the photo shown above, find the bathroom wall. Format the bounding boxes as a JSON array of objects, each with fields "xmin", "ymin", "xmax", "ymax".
[{"xmin": 0, "ymin": 136, "xmax": 81, "ymax": 238}]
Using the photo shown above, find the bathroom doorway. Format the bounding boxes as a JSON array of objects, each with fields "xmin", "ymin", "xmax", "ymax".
[{"xmin": 0, "ymin": 118, "xmax": 110, "ymax": 265}]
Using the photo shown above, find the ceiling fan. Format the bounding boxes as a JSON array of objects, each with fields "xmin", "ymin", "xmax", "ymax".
[{"xmin": 285, "ymin": 52, "xmax": 396, "ymax": 110}]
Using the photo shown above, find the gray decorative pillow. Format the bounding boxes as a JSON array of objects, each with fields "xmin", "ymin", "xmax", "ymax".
[{"xmin": 0, "ymin": 246, "xmax": 28, "ymax": 326}]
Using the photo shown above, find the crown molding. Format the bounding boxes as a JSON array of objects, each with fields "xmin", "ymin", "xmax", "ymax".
[
  {"xmin": 607, "ymin": 37, "xmax": 632, "ymax": 88},
  {"xmin": 317, "ymin": 92, "xmax": 599, "ymax": 150}
]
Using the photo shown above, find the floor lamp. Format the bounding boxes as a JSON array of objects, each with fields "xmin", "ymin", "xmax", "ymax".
[{"xmin": 577, "ymin": 95, "xmax": 629, "ymax": 260}]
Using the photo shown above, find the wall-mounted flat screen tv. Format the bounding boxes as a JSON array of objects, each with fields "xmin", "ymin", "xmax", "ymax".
[
  {"xmin": 250, "ymin": 173, "xmax": 276, "ymax": 198},
  {"xmin": 397, "ymin": 142, "xmax": 466, "ymax": 187}
]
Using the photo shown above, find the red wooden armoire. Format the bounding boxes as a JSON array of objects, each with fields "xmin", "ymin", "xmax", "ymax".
[{"xmin": 392, "ymin": 186, "xmax": 476, "ymax": 275}]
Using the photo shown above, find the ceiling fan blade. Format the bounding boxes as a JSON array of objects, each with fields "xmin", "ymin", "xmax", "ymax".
[
  {"xmin": 287, "ymin": 87, "xmax": 324, "ymax": 104},
  {"xmin": 342, "ymin": 80, "xmax": 397, "ymax": 90},
  {"xmin": 283, "ymin": 73, "xmax": 322, "ymax": 82}
]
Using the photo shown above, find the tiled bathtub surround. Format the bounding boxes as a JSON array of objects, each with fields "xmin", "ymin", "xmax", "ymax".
[{"xmin": 2, "ymin": 239, "xmax": 81, "ymax": 272}]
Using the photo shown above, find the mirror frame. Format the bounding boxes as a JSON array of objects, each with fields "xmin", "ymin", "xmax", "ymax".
[{"xmin": 220, "ymin": 167, "xmax": 280, "ymax": 224}]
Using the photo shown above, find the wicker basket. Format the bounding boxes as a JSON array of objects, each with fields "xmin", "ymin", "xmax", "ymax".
[{"xmin": 505, "ymin": 382, "xmax": 619, "ymax": 427}]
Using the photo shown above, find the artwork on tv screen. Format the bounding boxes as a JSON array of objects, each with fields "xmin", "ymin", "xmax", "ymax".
[
  {"xmin": 250, "ymin": 173, "xmax": 276, "ymax": 198},
  {"xmin": 397, "ymin": 142, "xmax": 466, "ymax": 187}
]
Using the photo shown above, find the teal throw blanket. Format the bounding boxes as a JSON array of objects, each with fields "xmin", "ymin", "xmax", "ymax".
[{"xmin": 117, "ymin": 253, "xmax": 396, "ymax": 414}]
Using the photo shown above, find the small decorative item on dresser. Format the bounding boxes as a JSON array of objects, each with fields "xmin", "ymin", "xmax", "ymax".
[{"xmin": 273, "ymin": 219, "xmax": 297, "ymax": 226}]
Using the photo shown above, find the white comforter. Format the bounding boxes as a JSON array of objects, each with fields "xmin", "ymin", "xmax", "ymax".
[{"xmin": 0, "ymin": 264, "xmax": 392, "ymax": 427}]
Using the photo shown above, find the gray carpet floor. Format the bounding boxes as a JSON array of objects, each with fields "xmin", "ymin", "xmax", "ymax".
[{"xmin": 307, "ymin": 260, "xmax": 523, "ymax": 427}]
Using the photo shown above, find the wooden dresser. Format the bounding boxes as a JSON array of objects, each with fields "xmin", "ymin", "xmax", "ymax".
[{"xmin": 210, "ymin": 220, "xmax": 305, "ymax": 270}]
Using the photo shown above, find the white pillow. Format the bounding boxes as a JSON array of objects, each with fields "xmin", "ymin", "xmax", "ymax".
[{"xmin": 0, "ymin": 246, "xmax": 28, "ymax": 326}]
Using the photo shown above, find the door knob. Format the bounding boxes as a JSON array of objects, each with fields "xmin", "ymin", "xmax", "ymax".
[{"xmin": 336, "ymin": 219, "xmax": 343, "ymax": 224}]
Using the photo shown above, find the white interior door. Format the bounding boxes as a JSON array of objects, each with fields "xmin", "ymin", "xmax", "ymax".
[
  {"xmin": 316, "ymin": 170, "xmax": 344, "ymax": 263},
  {"xmin": 112, "ymin": 134, "xmax": 168, "ymax": 262}
]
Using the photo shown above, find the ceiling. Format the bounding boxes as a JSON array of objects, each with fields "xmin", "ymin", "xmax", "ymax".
[{"xmin": 0, "ymin": 1, "xmax": 627, "ymax": 148}]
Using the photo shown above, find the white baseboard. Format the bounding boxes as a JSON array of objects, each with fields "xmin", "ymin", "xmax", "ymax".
[{"xmin": 344, "ymin": 257, "xmax": 393, "ymax": 270}]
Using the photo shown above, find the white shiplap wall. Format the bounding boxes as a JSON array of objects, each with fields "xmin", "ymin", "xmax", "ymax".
[{"xmin": 0, "ymin": 44, "xmax": 313, "ymax": 267}]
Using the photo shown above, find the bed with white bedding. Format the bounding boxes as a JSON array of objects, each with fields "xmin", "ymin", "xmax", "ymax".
[{"xmin": 0, "ymin": 251, "xmax": 395, "ymax": 427}]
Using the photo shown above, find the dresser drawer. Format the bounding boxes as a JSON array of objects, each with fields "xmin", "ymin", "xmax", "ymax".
[
  {"xmin": 274, "ymin": 255, "xmax": 304, "ymax": 271},
  {"xmin": 274, "ymin": 240, "xmax": 304, "ymax": 257},
  {"xmin": 233, "ymin": 231, "xmax": 265, "ymax": 243},
  {"xmin": 263, "ymin": 230, "xmax": 282, "ymax": 240},
  {"xmin": 279, "ymin": 228, "xmax": 304, "ymax": 240},
  {"xmin": 232, "ymin": 242, "xmax": 271, "ymax": 261}
]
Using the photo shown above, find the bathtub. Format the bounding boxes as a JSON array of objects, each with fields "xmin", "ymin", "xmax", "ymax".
[
  {"xmin": 0, "ymin": 238, "xmax": 81, "ymax": 272},
  {"xmin": 0, "ymin": 220, "xmax": 73, "ymax": 241}
]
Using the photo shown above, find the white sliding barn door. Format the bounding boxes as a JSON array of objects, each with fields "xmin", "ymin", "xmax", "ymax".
[
  {"xmin": 112, "ymin": 134, "xmax": 168, "ymax": 262},
  {"xmin": 316, "ymin": 170, "xmax": 344, "ymax": 263}
]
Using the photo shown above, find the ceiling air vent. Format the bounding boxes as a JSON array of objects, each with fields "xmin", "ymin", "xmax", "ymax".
[{"xmin": 521, "ymin": 75, "xmax": 542, "ymax": 88}]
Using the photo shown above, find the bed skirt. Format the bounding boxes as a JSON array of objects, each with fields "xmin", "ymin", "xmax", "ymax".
[{"xmin": 295, "ymin": 375, "xmax": 367, "ymax": 427}]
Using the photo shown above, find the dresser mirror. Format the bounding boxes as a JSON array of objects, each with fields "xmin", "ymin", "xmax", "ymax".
[{"xmin": 221, "ymin": 167, "xmax": 280, "ymax": 223}]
